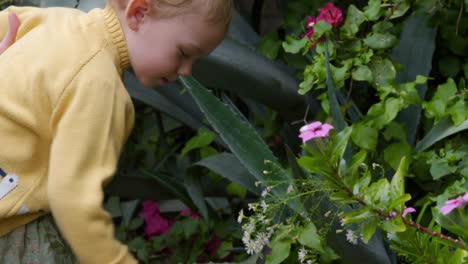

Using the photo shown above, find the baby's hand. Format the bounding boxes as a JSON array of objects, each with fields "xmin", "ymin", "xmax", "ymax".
[{"xmin": 0, "ymin": 12, "xmax": 20, "ymax": 54}]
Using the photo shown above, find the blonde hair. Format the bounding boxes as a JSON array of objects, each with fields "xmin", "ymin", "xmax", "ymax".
[{"xmin": 109, "ymin": 0, "xmax": 233, "ymax": 30}]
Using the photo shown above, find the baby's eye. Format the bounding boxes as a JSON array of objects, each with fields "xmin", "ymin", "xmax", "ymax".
[{"xmin": 179, "ymin": 49, "xmax": 188, "ymax": 58}]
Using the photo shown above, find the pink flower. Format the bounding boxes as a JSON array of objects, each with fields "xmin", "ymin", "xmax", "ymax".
[
  {"xmin": 440, "ymin": 193, "xmax": 468, "ymax": 215},
  {"xmin": 299, "ymin": 121, "xmax": 334, "ymax": 142},
  {"xmin": 141, "ymin": 201, "xmax": 171, "ymax": 237},
  {"xmin": 402, "ymin": 207, "xmax": 416, "ymax": 217},
  {"xmin": 316, "ymin": 2, "xmax": 343, "ymax": 28},
  {"xmin": 306, "ymin": 16, "xmax": 317, "ymax": 30},
  {"xmin": 180, "ymin": 208, "xmax": 201, "ymax": 220}
]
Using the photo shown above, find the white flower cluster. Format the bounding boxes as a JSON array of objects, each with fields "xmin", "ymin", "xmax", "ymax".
[
  {"xmin": 239, "ymin": 197, "xmax": 277, "ymax": 256},
  {"xmin": 346, "ymin": 229, "xmax": 359, "ymax": 245},
  {"xmin": 298, "ymin": 246, "xmax": 317, "ymax": 264},
  {"xmin": 241, "ymin": 218, "xmax": 275, "ymax": 255}
]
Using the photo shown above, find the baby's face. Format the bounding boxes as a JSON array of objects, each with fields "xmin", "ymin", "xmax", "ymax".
[{"xmin": 125, "ymin": 11, "xmax": 226, "ymax": 88}]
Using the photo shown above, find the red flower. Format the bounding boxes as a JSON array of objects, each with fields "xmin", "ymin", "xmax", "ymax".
[
  {"xmin": 317, "ymin": 2, "xmax": 343, "ymax": 28},
  {"xmin": 180, "ymin": 207, "xmax": 201, "ymax": 220},
  {"xmin": 141, "ymin": 201, "xmax": 171, "ymax": 237}
]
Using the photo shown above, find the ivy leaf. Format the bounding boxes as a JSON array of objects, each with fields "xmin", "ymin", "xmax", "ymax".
[
  {"xmin": 341, "ymin": 5, "xmax": 365, "ymax": 38},
  {"xmin": 384, "ymin": 142, "xmax": 412, "ymax": 170},
  {"xmin": 313, "ymin": 20, "xmax": 333, "ymax": 38},
  {"xmin": 180, "ymin": 128, "xmax": 216, "ymax": 157},
  {"xmin": 351, "ymin": 123, "xmax": 378, "ymax": 150},
  {"xmin": 352, "ymin": 65, "xmax": 373, "ymax": 81},
  {"xmin": 372, "ymin": 21, "xmax": 393, "ymax": 33},
  {"xmin": 256, "ymin": 32, "xmax": 282, "ymax": 60},
  {"xmin": 369, "ymin": 57, "xmax": 396, "ymax": 86},
  {"xmin": 367, "ymin": 98, "xmax": 403, "ymax": 129},
  {"xmin": 430, "ymin": 160, "xmax": 457, "ymax": 180},
  {"xmin": 282, "ymin": 36, "xmax": 308, "ymax": 54},
  {"xmin": 364, "ymin": 33, "xmax": 398, "ymax": 49},
  {"xmin": 422, "ymin": 78, "xmax": 458, "ymax": 121},
  {"xmin": 383, "ymin": 122, "xmax": 407, "ymax": 141},
  {"xmin": 364, "ymin": 0, "xmax": 382, "ymax": 21},
  {"xmin": 448, "ymin": 98, "xmax": 467, "ymax": 125}
]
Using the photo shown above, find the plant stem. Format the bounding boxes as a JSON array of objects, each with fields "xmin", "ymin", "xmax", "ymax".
[{"xmin": 342, "ymin": 186, "xmax": 466, "ymax": 248}]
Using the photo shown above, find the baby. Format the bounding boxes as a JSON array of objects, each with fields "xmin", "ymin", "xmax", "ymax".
[{"xmin": 0, "ymin": 0, "xmax": 232, "ymax": 263}]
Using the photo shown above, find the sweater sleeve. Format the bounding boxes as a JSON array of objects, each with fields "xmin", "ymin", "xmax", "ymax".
[{"xmin": 48, "ymin": 66, "xmax": 136, "ymax": 264}]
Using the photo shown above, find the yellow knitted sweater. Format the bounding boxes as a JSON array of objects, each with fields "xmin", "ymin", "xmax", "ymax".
[{"xmin": 0, "ymin": 5, "xmax": 136, "ymax": 263}]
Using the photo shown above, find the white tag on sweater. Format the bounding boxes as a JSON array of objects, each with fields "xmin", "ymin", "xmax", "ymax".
[
  {"xmin": 0, "ymin": 174, "xmax": 19, "ymax": 199},
  {"xmin": 16, "ymin": 205, "xmax": 30, "ymax": 215}
]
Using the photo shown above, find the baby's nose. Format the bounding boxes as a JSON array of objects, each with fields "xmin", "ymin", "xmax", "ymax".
[{"xmin": 178, "ymin": 62, "xmax": 192, "ymax": 77}]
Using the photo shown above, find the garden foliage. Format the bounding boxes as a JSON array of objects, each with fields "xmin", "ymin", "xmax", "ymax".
[{"xmin": 3, "ymin": 0, "xmax": 467, "ymax": 263}]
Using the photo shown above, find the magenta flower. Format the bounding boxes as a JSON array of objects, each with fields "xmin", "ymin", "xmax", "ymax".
[
  {"xmin": 180, "ymin": 207, "xmax": 201, "ymax": 220},
  {"xmin": 440, "ymin": 193, "xmax": 468, "ymax": 215},
  {"xmin": 316, "ymin": 2, "xmax": 343, "ymax": 28},
  {"xmin": 299, "ymin": 121, "xmax": 334, "ymax": 143},
  {"xmin": 141, "ymin": 201, "xmax": 171, "ymax": 237},
  {"xmin": 402, "ymin": 207, "xmax": 416, "ymax": 217}
]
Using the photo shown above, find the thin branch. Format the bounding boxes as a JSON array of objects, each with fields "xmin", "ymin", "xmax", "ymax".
[
  {"xmin": 342, "ymin": 185, "xmax": 465, "ymax": 248},
  {"xmin": 455, "ymin": 1, "xmax": 463, "ymax": 36}
]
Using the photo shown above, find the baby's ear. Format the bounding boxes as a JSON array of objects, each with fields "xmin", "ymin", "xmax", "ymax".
[{"xmin": 125, "ymin": 0, "xmax": 152, "ymax": 31}]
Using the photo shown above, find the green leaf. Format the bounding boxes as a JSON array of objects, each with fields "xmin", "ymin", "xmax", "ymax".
[
  {"xmin": 184, "ymin": 172, "xmax": 208, "ymax": 221},
  {"xmin": 392, "ymin": 15, "xmax": 436, "ymax": 146},
  {"xmin": 346, "ymin": 150, "xmax": 367, "ymax": 188},
  {"xmin": 430, "ymin": 160, "xmax": 457, "ymax": 180},
  {"xmin": 195, "ymin": 153, "xmax": 258, "ymax": 194},
  {"xmin": 127, "ymin": 218, "xmax": 144, "ymax": 231},
  {"xmin": 448, "ymin": 98, "xmax": 467, "ymax": 125},
  {"xmin": 181, "ymin": 128, "xmax": 216, "ymax": 157},
  {"xmin": 140, "ymin": 169, "xmax": 197, "ymax": 210},
  {"xmin": 286, "ymin": 146, "xmax": 307, "ymax": 180},
  {"xmin": 120, "ymin": 200, "xmax": 140, "ymax": 227},
  {"xmin": 330, "ymin": 127, "xmax": 353, "ymax": 166},
  {"xmin": 383, "ymin": 122, "xmax": 407, "ymax": 141},
  {"xmin": 415, "ymin": 117, "xmax": 468, "ymax": 152},
  {"xmin": 226, "ymin": 182, "xmax": 247, "ymax": 198},
  {"xmin": 372, "ymin": 21, "xmax": 393, "ymax": 33},
  {"xmin": 364, "ymin": 0, "xmax": 382, "ymax": 21},
  {"xmin": 341, "ymin": 5, "xmax": 365, "ymax": 38},
  {"xmin": 362, "ymin": 217, "xmax": 378, "ymax": 243},
  {"xmin": 313, "ymin": 20, "xmax": 333, "ymax": 38},
  {"xmin": 364, "ymin": 179, "xmax": 390, "ymax": 208},
  {"xmin": 389, "ymin": 1, "xmax": 411, "ymax": 18},
  {"xmin": 352, "ymin": 65, "xmax": 373, "ymax": 81},
  {"xmin": 128, "ymin": 237, "xmax": 147, "ymax": 252},
  {"xmin": 369, "ymin": 57, "xmax": 396, "ymax": 86},
  {"xmin": 367, "ymin": 98, "xmax": 404, "ymax": 129},
  {"xmin": 181, "ymin": 76, "xmax": 304, "ymax": 213},
  {"xmin": 298, "ymin": 223, "xmax": 323, "ymax": 251},
  {"xmin": 390, "ymin": 157, "xmax": 408, "ymax": 210},
  {"xmin": 325, "ymin": 41, "xmax": 347, "ymax": 133},
  {"xmin": 342, "ymin": 207, "xmax": 374, "ymax": 225},
  {"xmin": 282, "ymin": 36, "xmax": 308, "ymax": 54},
  {"xmin": 364, "ymin": 33, "xmax": 398, "ymax": 49},
  {"xmin": 351, "ymin": 123, "xmax": 378, "ymax": 150},
  {"xmin": 438, "ymin": 56, "xmax": 461, "ymax": 77},
  {"xmin": 383, "ymin": 142, "xmax": 412, "ymax": 170},
  {"xmin": 104, "ymin": 196, "xmax": 122, "ymax": 218},
  {"xmin": 266, "ymin": 240, "xmax": 291, "ymax": 264},
  {"xmin": 380, "ymin": 218, "xmax": 406, "ymax": 233},
  {"xmin": 256, "ymin": 32, "xmax": 282, "ymax": 60}
]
